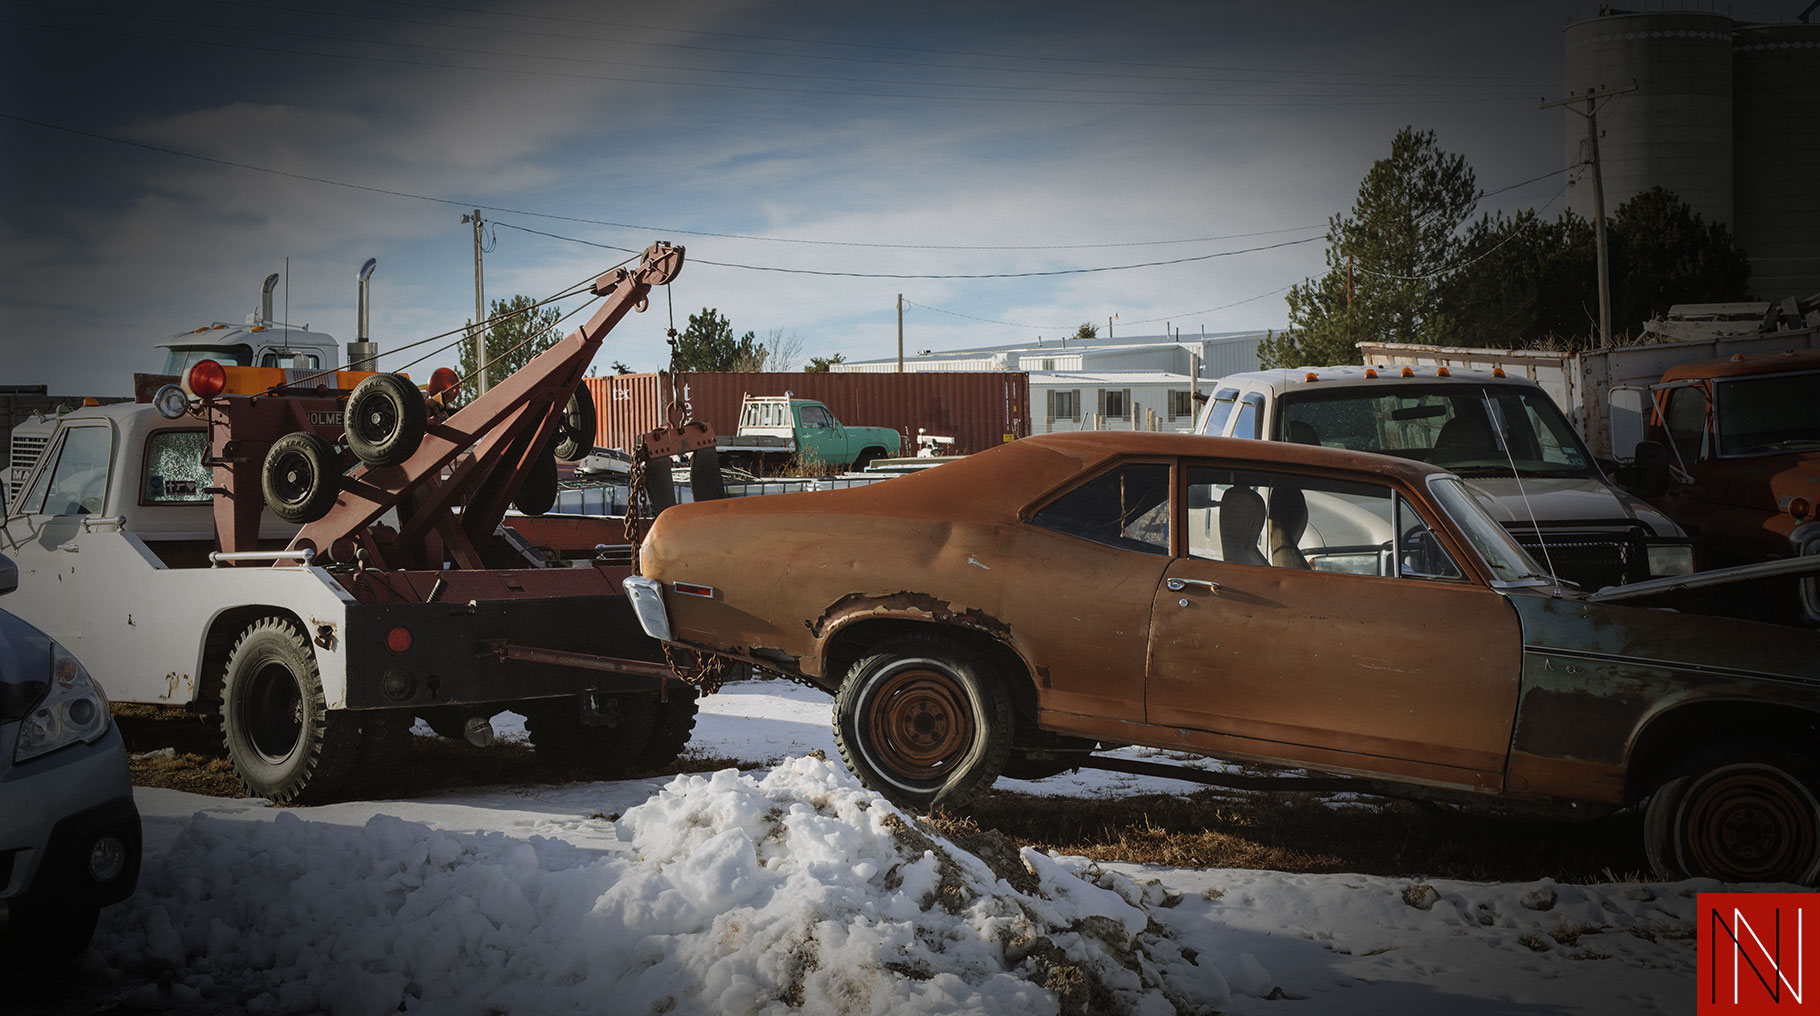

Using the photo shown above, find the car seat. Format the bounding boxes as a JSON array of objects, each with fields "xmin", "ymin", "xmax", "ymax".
[{"xmin": 1218, "ymin": 487, "xmax": 1269, "ymax": 567}]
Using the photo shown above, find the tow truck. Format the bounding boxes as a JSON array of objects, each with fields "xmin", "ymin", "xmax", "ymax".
[{"xmin": 1, "ymin": 242, "xmax": 709, "ymax": 803}]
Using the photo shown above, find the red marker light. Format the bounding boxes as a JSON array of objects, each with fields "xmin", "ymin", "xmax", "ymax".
[
  {"xmin": 674, "ymin": 582, "xmax": 716, "ymax": 599},
  {"xmin": 385, "ymin": 626, "xmax": 414, "ymax": 653},
  {"xmin": 188, "ymin": 359, "xmax": 226, "ymax": 398},
  {"xmin": 1791, "ymin": 497, "xmax": 1812, "ymax": 520},
  {"xmin": 429, "ymin": 367, "xmax": 460, "ymax": 399}
]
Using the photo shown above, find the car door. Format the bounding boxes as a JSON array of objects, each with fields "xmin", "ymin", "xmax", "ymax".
[
  {"xmin": 1, "ymin": 420, "xmax": 115, "ymax": 654},
  {"xmin": 1144, "ymin": 462, "xmax": 1522, "ymax": 789}
]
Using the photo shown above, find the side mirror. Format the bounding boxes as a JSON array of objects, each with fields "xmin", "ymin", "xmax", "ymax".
[
  {"xmin": 0, "ymin": 553, "xmax": 16, "ymax": 596},
  {"xmin": 1617, "ymin": 440, "xmax": 1671, "ymax": 498}
]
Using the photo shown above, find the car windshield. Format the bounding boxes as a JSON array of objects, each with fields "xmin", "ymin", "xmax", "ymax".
[
  {"xmin": 1426, "ymin": 475, "xmax": 1550, "ymax": 585},
  {"xmin": 1714, "ymin": 371, "xmax": 1820, "ymax": 456},
  {"xmin": 1277, "ymin": 383, "xmax": 1594, "ymax": 479}
]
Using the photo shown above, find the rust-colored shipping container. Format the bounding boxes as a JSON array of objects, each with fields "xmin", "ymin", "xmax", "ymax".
[{"xmin": 585, "ymin": 372, "xmax": 1029, "ymax": 457}]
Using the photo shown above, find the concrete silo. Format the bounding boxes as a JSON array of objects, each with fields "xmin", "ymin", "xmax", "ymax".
[
  {"xmin": 1732, "ymin": 21, "xmax": 1820, "ymax": 301},
  {"xmin": 1562, "ymin": 11, "xmax": 1735, "ymax": 230}
]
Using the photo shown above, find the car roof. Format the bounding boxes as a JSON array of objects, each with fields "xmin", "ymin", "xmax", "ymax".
[
  {"xmin": 677, "ymin": 431, "xmax": 1450, "ymax": 526},
  {"xmin": 1660, "ymin": 348, "xmax": 1820, "ymax": 382},
  {"xmin": 1213, "ymin": 364, "xmax": 1542, "ymax": 394}
]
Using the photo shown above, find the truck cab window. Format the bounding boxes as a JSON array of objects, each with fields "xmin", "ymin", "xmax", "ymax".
[
  {"xmin": 1198, "ymin": 388, "xmax": 1239, "ymax": 436},
  {"xmin": 143, "ymin": 430, "xmax": 212, "ymax": 504},
  {"xmin": 23, "ymin": 425, "xmax": 111, "ymax": 516},
  {"xmin": 1663, "ymin": 386, "xmax": 1709, "ymax": 462}
]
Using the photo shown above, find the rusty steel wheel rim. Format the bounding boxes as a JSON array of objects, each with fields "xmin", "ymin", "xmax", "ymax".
[
  {"xmin": 1683, "ymin": 765, "xmax": 1820, "ymax": 883},
  {"xmin": 865, "ymin": 664, "xmax": 973, "ymax": 785}
]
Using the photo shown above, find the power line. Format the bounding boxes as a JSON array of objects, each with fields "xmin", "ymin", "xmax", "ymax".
[
  {"xmin": 903, "ymin": 287, "xmax": 1293, "ymax": 332},
  {"xmin": 491, "ymin": 220, "xmax": 1325, "ymax": 279}
]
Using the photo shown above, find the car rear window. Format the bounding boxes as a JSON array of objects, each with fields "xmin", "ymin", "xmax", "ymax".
[{"xmin": 1032, "ymin": 463, "xmax": 1170, "ymax": 555}]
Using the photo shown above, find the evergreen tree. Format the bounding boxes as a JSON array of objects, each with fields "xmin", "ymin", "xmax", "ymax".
[
  {"xmin": 457, "ymin": 294, "xmax": 563, "ymax": 402},
  {"xmin": 1260, "ymin": 127, "xmax": 1478, "ymax": 367},
  {"xmin": 672, "ymin": 308, "xmax": 764, "ymax": 372}
]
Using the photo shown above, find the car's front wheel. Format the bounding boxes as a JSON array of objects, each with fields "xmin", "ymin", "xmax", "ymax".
[
  {"xmin": 833, "ymin": 634, "xmax": 1013, "ymax": 810},
  {"xmin": 1644, "ymin": 742, "xmax": 1820, "ymax": 885}
]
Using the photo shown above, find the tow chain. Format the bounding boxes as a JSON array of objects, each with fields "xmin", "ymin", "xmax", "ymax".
[{"xmin": 624, "ymin": 445, "xmax": 652, "ymax": 574}]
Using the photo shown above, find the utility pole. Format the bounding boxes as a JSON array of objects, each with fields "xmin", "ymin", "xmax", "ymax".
[
  {"xmin": 896, "ymin": 293, "xmax": 903, "ymax": 373},
  {"xmin": 461, "ymin": 209, "xmax": 489, "ymax": 393},
  {"xmin": 1542, "ymin": 81, "xmax": 1635, "ymax": 349}
]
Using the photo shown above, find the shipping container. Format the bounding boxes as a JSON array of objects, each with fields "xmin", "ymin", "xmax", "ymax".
[{"xmin": 584, "ymin": 372, "xmax": 1029, "ymax": 458}]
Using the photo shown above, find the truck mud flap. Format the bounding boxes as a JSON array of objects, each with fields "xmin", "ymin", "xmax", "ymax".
[{"xmin": 341, "ymin": 594, "xmax": 666, "ymax": 710}]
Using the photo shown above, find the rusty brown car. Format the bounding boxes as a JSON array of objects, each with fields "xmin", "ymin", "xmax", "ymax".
[{"xmin": 624, "ymin": 432, "xmax": 1820, "ymax": 884}]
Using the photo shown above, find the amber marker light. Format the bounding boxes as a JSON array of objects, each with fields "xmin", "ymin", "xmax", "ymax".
[
  {"xmin": 187, "ymin": 359, "xmax": 226, "ymax": 398},
  {"xmin": 1364, "ymin": 368, "xmax": 1378, "ymax": 378},
  {"xmin": 1791, "ymin": 497, "xmax": 1812, "ymax": 520},
  {"xmin": 1401, "ymin": 367, "xmax": 1415, "ymax": 377},
  {"xmin": 1437, "ymin": 367, "xmax": 1451, "ymax": 377}
]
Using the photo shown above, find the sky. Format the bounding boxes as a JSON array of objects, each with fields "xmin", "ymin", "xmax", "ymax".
[
  {"xmin": 0, "ymin": 1, "xmax": 1803, "ymax": 395},
  {"xmin": 37, "ymin": 680, "xmax": 1719, "ymax": 1015}
]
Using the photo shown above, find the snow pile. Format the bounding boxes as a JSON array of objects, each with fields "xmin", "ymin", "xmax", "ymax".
[{"xmin": 98, "ymin": 755, "xmax": 1236, "ymax": 1015}]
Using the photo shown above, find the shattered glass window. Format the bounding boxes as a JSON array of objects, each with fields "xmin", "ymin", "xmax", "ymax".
[
  {"xmin": 143, "ymin": 430, "xmax": 211, "ymax": 504},
  {"xmin": 1032, "ymin": 463, "xmax": 1170, "ymax": 555}
]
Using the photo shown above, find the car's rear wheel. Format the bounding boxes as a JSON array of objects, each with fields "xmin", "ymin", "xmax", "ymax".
[
  {"xmin": 522, "ymin": 693, "xmax": 655, "ymax": 779},
  {"xmin": 1644, "ymin": 742, "xmax": 1820, "ymax": 885},
  {"xmin": 833, "ymin": 634, "xmax": 1012, "ymax": 810},
  {"xmin": 220, "ymin": 617, "xmax": 359, "ymax": 804}
]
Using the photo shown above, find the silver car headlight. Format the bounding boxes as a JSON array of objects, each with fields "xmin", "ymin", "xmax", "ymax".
[
  {"xmin": 15, "ymin": 642, "xmax": 112, "ymax": 763},
  {"xmin": 1646, "ymin": 543, "xmax": 1696, "ymax": 577}
]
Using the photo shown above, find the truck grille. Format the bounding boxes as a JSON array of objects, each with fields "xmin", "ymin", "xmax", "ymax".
[
  {"xmin": 7, "ymin": 431, "xmax": 48, "ymax": 500},
  {"xmin": 1509, "ymin": 529, "xmax": 1639, "ymax": 591}
]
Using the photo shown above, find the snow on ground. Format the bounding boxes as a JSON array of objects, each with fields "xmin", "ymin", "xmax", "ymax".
[{"xmin": 77, "ymin": 680, "xmax": 1715, "ymax": 1015}]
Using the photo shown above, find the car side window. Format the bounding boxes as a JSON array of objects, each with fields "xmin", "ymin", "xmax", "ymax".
[
  {"xmin": 143, "ymin": 430, "xmax": 212, "ymax": 504},
  {"xmin": 24, "ymin": 425, "xmax": 112, "ymax": 516},
  {"xmin": 800, "ymin": 405, "xmax": 833, "ymax": 429},
  {"xmin": 1032, "ymin": 463, "xmax": 1170, "ymax": 555},
  {"xmin": 1397, "ymin": 495, "xmax": 1465, "ymax": 581},
  {"xmin": 1187, "ymin": 466, "xmax": 1428, "ymax": 578}
]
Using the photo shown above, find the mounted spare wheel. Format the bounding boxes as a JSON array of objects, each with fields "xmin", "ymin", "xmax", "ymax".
[
  {"xmin": 219, "ymin": 616, "xmax": 359, "ymax": 804},
  {"xmin": 552, "ymin": 385, "xmax": 597, "ymax": 462},
  {"xmin": 262, "ymin": 431, "xmax": 341, "ymax": 523},
  {"xmin": 512, "ymin": 444, "xmax": 558, "ymax": 516},
  {"xmin": 345, "ymin": 372, "xmax": 426, "ymax": 467}
]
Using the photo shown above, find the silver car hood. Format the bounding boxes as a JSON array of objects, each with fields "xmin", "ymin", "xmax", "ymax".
[{"xmin": 1460, "ymin": 474, "xmax": 1684, "ymax": 538}]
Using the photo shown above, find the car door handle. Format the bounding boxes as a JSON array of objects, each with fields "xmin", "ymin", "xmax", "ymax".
[{"xmin": 1166, "ymin": 577, "xmax": 1220, "ymax": 593}]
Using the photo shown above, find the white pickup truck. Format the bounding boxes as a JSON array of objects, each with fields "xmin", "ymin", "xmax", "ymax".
[
  {"xmin": 1194, "ymin": 364, "xmax": 1695, "ymax": 591},
  {"xmin": 0, "ymin": 244, "xmax": 696, "ymax": 804}
]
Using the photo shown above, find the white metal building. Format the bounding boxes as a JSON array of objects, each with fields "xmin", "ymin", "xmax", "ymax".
[{"xmin": 835, "ymin": 330, "xmax": 1265, "ymax": 435}]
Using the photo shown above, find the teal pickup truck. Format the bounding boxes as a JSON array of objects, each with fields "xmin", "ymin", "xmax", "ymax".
[{"xmin": 716, "ymin": 395, "xmax": 901, "ymax": 473}]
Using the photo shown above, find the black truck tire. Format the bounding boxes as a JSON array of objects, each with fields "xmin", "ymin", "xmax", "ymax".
[
  {"xmin": 552, "ymin": 386, "xmax": 597, "ymax": 462},
  {"xmin": 511, "ymin": 445, "xmax": 559, "ymax": 516},
  {"xmin": 523, "ymin": 693, "xmax": 656, "ymax": 779},
  {"xmin": 833, "ymin": 633, "xmax": 1013, "ymax": 810},
  {"xmin": 345, "ymin": 373, "xmax": 427, "ymax": 467},
  {"xmin": 689, "ymin": 447, "xmax": 727, "ymax": 502},
  {"xmin": 261, "ymin": 431, "xmax": 341, "ymax": 524},
  {"xmin": 1643, "ymin": 741, "xmax": 1820, "ymax": 885},
  {"xmin": 635, "ymin": 684, "xmax": 700, "ymax": 770},
  {"xmin": 220, "ymin": 617, "xmax": 359, "ymax": 804}
]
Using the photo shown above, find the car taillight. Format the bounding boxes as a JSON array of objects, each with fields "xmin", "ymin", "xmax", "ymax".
[{"xmin": 188, "ymin": 359, "xmax": 226, "ymax": 398}]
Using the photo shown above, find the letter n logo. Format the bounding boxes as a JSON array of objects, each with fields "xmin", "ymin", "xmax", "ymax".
[{"xmin": 1699, "ymin": 893, "xmax": 1816, "ymax": 1013}]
